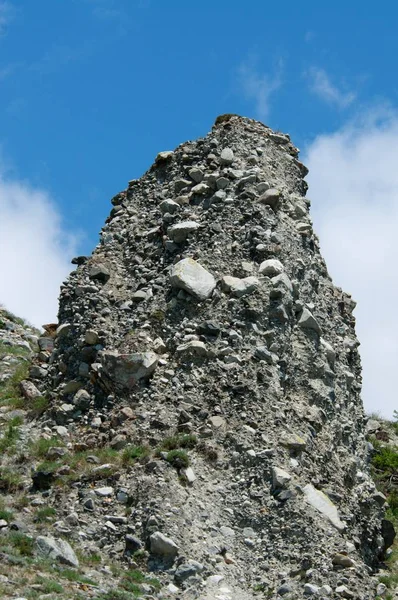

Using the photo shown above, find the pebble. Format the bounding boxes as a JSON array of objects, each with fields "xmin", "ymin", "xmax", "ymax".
[{"xmin": 95, "ymin": 487, "xmax": 114, "ymax": 497}]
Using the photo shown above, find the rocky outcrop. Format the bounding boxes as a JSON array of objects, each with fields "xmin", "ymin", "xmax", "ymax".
[{"xmin": 19, "ymin": 115, "xmax": 389, "ymax": 598}]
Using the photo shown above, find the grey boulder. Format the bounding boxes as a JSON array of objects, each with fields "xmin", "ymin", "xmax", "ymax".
[
  {"xmin": 221, "ymin": 275, "xmax": 259, "ymax": 297},
  {"xmin": 258, "ymin": 188, "xmax": 281, "ymax": 210},
  {"xmin": 36, "ymin": 536, "xmax": 79, "ymax": 567},
  {"xmin": 259, "ymin": 259, "xmax": 284, "ymax": 276},
  {"xmin": 170, "ymin": 258, "xmax": 216, "ymax": 300},
  {"xmin": 167, "ymin": 221, "xmax": 200, "ymax": 243},
  {"xmin": 298, "ymin": 308, "xmax": 321, "ymax": 334},
  {"xmin": 101, "ymin": 351, "xmax": 158, "ymax": 387},
  {"xmin": 150, "ymin": 531, "xmax": 179, "ymax": 557}
]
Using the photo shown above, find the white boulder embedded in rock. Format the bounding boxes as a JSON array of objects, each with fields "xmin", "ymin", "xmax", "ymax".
[
  {"xmin": 303, "ymin": 484, "xmax": 345, "ymax": 532},
  {"xmin": 170, "ymin": 258, "xmax": 216, "ymax": 300},
  {"xmin": 259, "ymin": 259, "xmax": 284, "ymax": 276},
  {"xmin": 220, "ymin": 147, "xmax": 234, "ymax": 165}
]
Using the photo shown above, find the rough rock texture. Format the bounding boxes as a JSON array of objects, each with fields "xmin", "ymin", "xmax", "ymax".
[
  {"xmin": 36, "ymin": 535, "xmax": 79, "ymax": 567},
  {"xmin": 14, "ymin": 115, "xmax": 390, "ymax": 599}
]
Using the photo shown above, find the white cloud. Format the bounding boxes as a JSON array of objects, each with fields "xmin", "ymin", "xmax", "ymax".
[
  {"xmin": 237, "ymin": 59, "xmax": 283, "ymax": 121},
  {"xmin": 304, "ymin": 107, "xmax": 398, "ymax": 418},
  {"xmin": 0, "ymin": 169, "xmax": 77, "ymax": 328},
  {"xmin": 307, "ymin": 67, "xmax": 356, "ymax": 108}
]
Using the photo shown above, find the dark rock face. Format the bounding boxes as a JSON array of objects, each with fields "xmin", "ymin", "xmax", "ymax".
[{"xmin": 42, "ymin": 115, "xmax": 384, "ymax": 598}]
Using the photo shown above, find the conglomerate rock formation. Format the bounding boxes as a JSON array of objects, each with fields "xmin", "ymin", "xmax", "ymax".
[{"xmin": 1, "ymin": 115, "xmax": 393, "ymax": 599}]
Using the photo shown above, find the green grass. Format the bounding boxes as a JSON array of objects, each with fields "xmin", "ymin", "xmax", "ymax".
[
  {"xmin": 0, "ymin": 508, "xmax": 14, "ymax": 521},
  {"xmin": 121, "ymin": 445, "xmax": 150, "ymax": 465},
  {"xmin": 34, "ymin": 506, "xmax": 57, "ymax": 523},
  {"xmin": 370, "ymin": 434, "xmax": 398, "ymax": 587},
  {"xmin": 34, "ymin": 576, "xmax": 64, "ymax": 594},
  {"xmin": 0, "ymin": 417, "xmax": 22, "ymax": 453},
  {"xmin": 30, "ymin": 395, "xmax": 50, "ymax": 417},
  {"xmin": 30, "ymin": 436, "xmax": 65, "ymax": 458},
  {"xmin": 36, "ymin": 460, "xmax": 61, "ymax": 474},
  {"xmin": 0, "ymin": 360, "xmax": 30, "ymax": 407},
  {"xmin": 379, "ymin": 573, "xmax": 398, "ymax": 588},
  {"xmin": 122, "ymin": 570, "xmax": 161, "ymax": 590},
  {"xmin": 56, "ymin": 567, "xmax": 97, "ymax": 585},
  {"xmin": 166, "ymin": 449, "xmax": 189, "ymax": 469},
  {"xmin": 0, "ymin": 496, "xmax": 14, "ymax": 521},
  {"xmin": 0, "ymin": 467, "xmax": 23, "ymax": 492},
  {"xmin": 0, "ymin": 309, "xmax": 30, "ymax": 328},
  {"xmin": 160, "ymin": 433, "xmax": 197, "ymax": 451},
  {"xmin": 0, "ymin": 531, "xmax": 35, "ymax": 556},
  {"xmin": 94, "ymin": 569, "xmax": 162, "ymax": 600},
  {"xmin": 373, "ymin": 446, "xmax": 398, "ymax": 472},
  {"xmin": 0, "ymin": 341, "xmax": 31, "ymax": 357}
]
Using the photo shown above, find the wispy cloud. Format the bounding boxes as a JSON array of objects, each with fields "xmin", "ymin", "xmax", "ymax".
[
  {"xmin": 83, "ymin": 0, "xmax": 128, "ymax": 23},
  {"xmin": 237, "ymin": 58, "xmax": 283, "ymax": 121},
  {"xmin": 306, "ymin": 66, "xmax": 356, "ymax": 108},
  {"xmin": 0, "ymin": 161, "xmax": 78, "ymax": 327},
  {"xmin": 0, "ymin": 1, "xmax": 13, "ymax": 35},
  {"xmin": 304, "ymin": 105, "xmax": 398, "ymax": 418}
]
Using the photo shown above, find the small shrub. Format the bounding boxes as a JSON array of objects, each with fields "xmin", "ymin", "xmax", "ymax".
[
  {"xmin": 215, "ymin": 113, "xmax": 239, "ymax": 125},
  {"xmin": 161, "ymin": 434, "xmax": 197, "ymax": 451},
  {"xmin": 0, "ymin": 508, "xmax": 13, "ymax": 521},
  {"xmin": 36, "ymin": 460, "xmax": 60, "ymax": 474},
  {"xmin": 132, "ymin": 549, "xmax": 147, "ymax": 562},
  {"xmin": 121, "ymin": 445, "xmax": 150, "ymax": 465},
  {"xmin": 122, "ymin": 569, "xmax": 162, "ymax": 590},
  {"xmin": 121, "ymin": 580, "xmax": 141, "ymax": 595},
  {"xmin": 13, "ymin": 494, "xmax": 29, "ymax": 509},
  {"xmin": 373, "ymin": 446, "xmax": 398, "ymax": 472},
  {"xmin": 6, "ymin": 532, "xmax": 34, "ymax": 556},
  {"xmin": 0, "ymin": 467, "xmax": 23, "ymax": 492},
  {"xmin": 150, "ymin": 309, "xmax": 165, "ymax": 323},
  {"xmin": 30, "ymin": 436, "xmax": 64, "ymax": 458},
  {"xmin": 166, "ymin": 449, "xmax": 189, "ymax": 469},
  {"xmin": 34, "ymin": 506, "xmax": 57, "ymax": 523},
  {"xmin": 197, "ymin": 441, "xmax": 218, "ymax": 462},
  {"xmin": 30, "ymin": 396, "xmax": 49, "ymax": 417}
]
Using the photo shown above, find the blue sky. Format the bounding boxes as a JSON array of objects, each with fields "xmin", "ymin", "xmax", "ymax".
[
  {"xmin": 1, "ymin": 0, "xmax": 398, "ymax": 417},
  {"xmin": 1, "ymin": 0, "xmax": 393, "ymax": 247}
]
